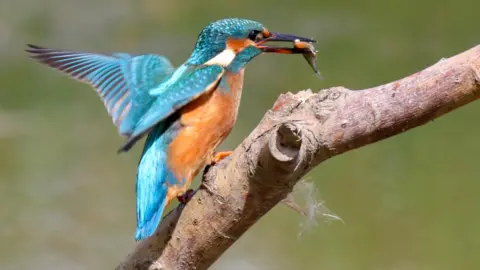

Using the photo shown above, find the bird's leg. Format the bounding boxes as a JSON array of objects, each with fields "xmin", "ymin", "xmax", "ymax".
[
  {"xmin": 211, "ymin": 151, "xmax": 233, "ymax": 165},
  {"xmin": 177, "ymin": 189, "xmax": 196, "ymax": 204}
]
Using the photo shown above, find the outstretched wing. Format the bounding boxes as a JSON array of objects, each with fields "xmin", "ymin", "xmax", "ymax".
[
  {"xmin": 118, "ymin": 64, "xmax": 225, "ymax": 152},
  {"xmin": 26, "ymin": 44, "xmax": 174, "ymax": 137}
]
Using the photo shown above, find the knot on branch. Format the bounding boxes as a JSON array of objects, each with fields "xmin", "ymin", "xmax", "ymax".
[
  {"xmin": 117, "ymin": 44, "xmax": 480, "ymax": 270},
  {"xmin": 269, "ymin": 123, "xmax": 302, "ymax": 163}
]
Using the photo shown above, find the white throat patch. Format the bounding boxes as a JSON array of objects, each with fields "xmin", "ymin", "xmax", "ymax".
[{"xmin": 204, "ymin": 48, "xmax": 236, "ymax": 67}]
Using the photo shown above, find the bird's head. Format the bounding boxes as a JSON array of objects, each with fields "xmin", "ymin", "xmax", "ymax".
[{"xmin": 187, "ymin": 18, "xmax": 315, "ymax": 72}]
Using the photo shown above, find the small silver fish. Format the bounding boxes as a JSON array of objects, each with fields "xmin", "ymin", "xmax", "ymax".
[{"xmin": 294, "ymin": 40, "xmax": 323, "ymax": 80}]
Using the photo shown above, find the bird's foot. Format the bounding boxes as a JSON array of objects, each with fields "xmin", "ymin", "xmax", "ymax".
[
  {"xmin": 177, "ymin": 189, "xmax": 196, "ymax": 204},
  {"xmin": 211, "ymin": 151, "xmax": 233, "ymax": 165}
]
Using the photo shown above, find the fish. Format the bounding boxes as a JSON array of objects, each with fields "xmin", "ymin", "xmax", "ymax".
[{"xmin": 293, "ymin": 39, "xmax": 323, "ymax": 80}]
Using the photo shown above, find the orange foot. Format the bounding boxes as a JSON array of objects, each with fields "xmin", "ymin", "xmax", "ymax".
[
  {"xmin": 211, "ymin": 151, "xmax": 233, "ymax": 165},
  {"xmin": 177, "ymin": 189, "xmax": 196, "ymax": 204}
]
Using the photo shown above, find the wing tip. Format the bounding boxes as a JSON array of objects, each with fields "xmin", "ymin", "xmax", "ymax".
[
  {"xmin": 25, "ymin": 44, "xmax": 55, "ymax": 63},
  {"xmin": 117, "ymin": 136, "xmax": 139, "ymax": 154},
  {"xmin": 25, "ymin": 44, "xmax": 40, "ymax": 58},
  {"xmin": 26, "ymin": 43, "xmax": 42, "ymax": 49},
  {"xmin": 25, "ymin": 44, "xmax": 46, "ymax": 54}
]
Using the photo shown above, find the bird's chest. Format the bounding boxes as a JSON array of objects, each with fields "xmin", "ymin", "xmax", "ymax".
[
  {"xmin": 167, "ymin": 70, "xmax": 244, "ymax": 180},
  {"xmin": 181, "ymin": 70, "xmax": 244, "ymax": 135}
]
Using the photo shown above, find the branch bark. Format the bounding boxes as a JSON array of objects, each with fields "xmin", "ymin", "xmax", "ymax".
[{"xmin": 116, "ymin": 45, "xmax": 480, "ymax": 270}]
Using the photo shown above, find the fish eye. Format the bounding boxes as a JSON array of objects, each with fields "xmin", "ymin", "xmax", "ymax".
[{"xmin": 248, "ymin": 30, "xmax": 263, "ymax": 42}]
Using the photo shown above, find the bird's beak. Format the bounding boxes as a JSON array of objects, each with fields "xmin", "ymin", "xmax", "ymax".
[{"xmin": 256, "ymin": 32, "xmax": 316, "ymax": 54}]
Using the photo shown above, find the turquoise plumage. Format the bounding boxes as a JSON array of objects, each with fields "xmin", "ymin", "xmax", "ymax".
[
  {"xmin": 125, "ymin": 64, "xmax": 224, "ymax": 151},
  {"xmin": 27, "ymin": 45, "xmax": 174, "ymax": 140},
  {"xmin": 135, "ymin": 121, "xmax": 178, "ymax": 240},
  {"xmin": 27, "ymin": 18, "xmax": 316, "ymax": 241}
]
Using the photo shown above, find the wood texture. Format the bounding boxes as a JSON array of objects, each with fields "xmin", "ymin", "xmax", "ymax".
[{"xmin": 117, "ymin": 45, "xmax": 480, "ymax": 270}]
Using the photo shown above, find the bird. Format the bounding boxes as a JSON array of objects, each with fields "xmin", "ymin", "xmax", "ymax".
[{"xmin": 26, "ymin": 18, "xmax": 316, "ymax": 240}]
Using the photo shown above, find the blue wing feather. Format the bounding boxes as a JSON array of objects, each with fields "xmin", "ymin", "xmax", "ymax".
[
  {"xmin": 27, "ymin": 45, "xmax": 224, "ymax": 153},
  {"xmin": 26, "ymin": 44, "xmax": 175, "ymax": 139},
  {"xmin": 135, "ymin": 118, "xmax": 181, "ymax": 240},
  {"xmin": 118, "ymin": 64, "xmax": 224, "ymax": 152}
]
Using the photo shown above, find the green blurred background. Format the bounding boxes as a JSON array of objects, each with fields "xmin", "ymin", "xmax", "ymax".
[{"xmin": 1, "ymin": 0, "xmax": 479, "ymax": 269}]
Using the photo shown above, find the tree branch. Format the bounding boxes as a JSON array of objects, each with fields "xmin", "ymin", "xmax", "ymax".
[{"xmin": 116, "ymin": 45, "xmax": 480, "ymax": 270}]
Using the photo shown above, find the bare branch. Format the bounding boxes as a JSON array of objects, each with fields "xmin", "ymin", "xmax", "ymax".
[{"xmin": 116, "ymin": 45, "xmax": 480, "ymax": 270}]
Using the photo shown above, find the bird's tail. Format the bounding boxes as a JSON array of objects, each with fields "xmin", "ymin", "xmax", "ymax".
[{"xmin": 134, "ymin": 121, "xmax": 177, "ymax": 241}]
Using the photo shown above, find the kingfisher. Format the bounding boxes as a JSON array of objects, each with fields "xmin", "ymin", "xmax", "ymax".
[{"xmin": 27, "ymin": 18, "xmax": 316, "ymax": 240}]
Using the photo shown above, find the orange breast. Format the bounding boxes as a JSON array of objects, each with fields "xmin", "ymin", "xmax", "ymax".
[{"xmin": 167, "ymin": 70, "xmax": 245, "ymax": 191}]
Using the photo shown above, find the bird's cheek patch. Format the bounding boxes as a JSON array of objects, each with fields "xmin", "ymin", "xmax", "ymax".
[
  {"xmin": 204, "ymin": 49, "xmax": 236, "ymax": 66},
  {"xmin": 226, "ymin": 38, "xmax": 255, "ymax": 53}
]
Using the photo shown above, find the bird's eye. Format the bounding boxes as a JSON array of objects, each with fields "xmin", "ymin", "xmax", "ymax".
[{"xmin": 248, "ymin": 30, "xmax": 263, "ymax": 42}]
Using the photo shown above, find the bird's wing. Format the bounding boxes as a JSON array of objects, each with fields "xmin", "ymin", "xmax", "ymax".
[
  {"xmin": 26, "ymin": 44, "xmax": 175, "ymax": 137},
  {"xmin": 118, "ymin": 64, "xmax": 224, "ymax": 152}
]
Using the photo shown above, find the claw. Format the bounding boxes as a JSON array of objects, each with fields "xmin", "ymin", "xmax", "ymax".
[
  {"xmin": 211, "ymin": 151, "xmax": 233, "ymax": 164},
  {"xmin": 177, "ymin": 189, "xmax": 196, "ymax": 204}
]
